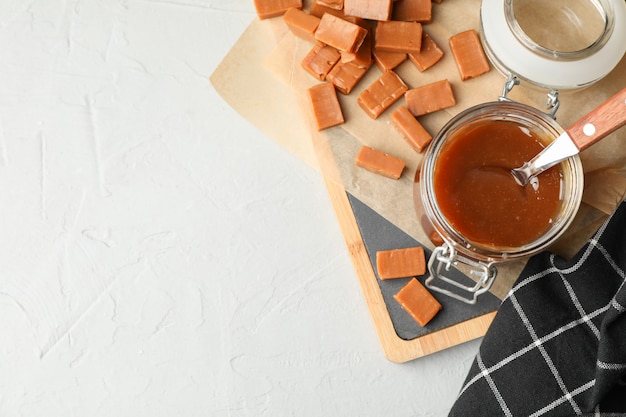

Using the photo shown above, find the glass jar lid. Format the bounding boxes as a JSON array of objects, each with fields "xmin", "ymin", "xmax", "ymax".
[{"xmin": 480, "ymin": 0, "xmax": 626, "ymax": 90}]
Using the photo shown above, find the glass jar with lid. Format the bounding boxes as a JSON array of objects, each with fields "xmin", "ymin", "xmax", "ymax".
[{"xmin": 480, "ymin": 0, "xmax": 626, "ymax": 90}]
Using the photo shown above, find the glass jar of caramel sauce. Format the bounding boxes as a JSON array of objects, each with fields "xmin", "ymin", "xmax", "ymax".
[{"xmin": 416, "ymin": 95, "xmax": 584, "ymax": 304}]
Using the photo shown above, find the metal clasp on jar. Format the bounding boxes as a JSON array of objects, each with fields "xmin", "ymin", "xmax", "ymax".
[
  {"xmin": 498, "ymin": 74, "xmax": 561, "ymax": 119},
  {"xmin": 425, "ymin": 243, "xmax": 497, "ymax": 304}
]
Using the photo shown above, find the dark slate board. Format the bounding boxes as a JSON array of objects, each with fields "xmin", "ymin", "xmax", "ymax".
[{"xmin": 347, "ymin": 193, "xmax": 502, "ymax": 341}]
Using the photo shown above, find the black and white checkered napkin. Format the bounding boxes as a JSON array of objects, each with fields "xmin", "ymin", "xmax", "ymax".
[{"xmin": 449, "ymin": 200, "xmax": 626, "ymax": 417}]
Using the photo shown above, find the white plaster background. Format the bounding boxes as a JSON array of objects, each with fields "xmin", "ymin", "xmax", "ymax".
[{"xmin": 0, "ymin": 1, "xmax": 481, "ymax": 415}]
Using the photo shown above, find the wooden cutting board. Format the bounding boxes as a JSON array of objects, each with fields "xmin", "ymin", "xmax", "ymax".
[
  {"xmin": 213, "ymin": 13, "xmax": 625, "ymax": 360},
  {"xmin": 211, "ymin": 16, "xmax": 510, "ymax": 362},
  {"xmin": 323, "ymin": 177, "xmax": 499, "ymax": 363},
  {"xmin": 211, "ymin": 17, "xmax": 503, "ymax": 363}
]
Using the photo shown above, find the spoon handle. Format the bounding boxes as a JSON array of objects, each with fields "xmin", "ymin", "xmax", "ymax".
[{"xmin": 566, "ymin": 87, "xmax": 626, "ymax": 151}]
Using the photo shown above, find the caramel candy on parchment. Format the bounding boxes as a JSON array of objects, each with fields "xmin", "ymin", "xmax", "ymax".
[
  {"xmin": 315, "ymin": 13, "xmax": 368, "ymax": 53},
  {"xmin": 357, "ymin": 70, "xmax": 408, "ymax": 119},
  {"xmin": 375, "ymin": 20, "xmax": 423, "ymax": 54},
  {"xmin": 254, "ymin": 0, "xmax": 302, "ymax": 20},
  {"xmin": 355, "ymin": 145, "xmax": 405, "ymax": 179},
  {"xmin": 449, "ymin": 29, "xmax": 490, "ymax": 81},
  {"xmin": 405, "ymin": 79, "xmax": 456, "ymax": 117},
  {"xmin": 391, "ymin": 106, "xmax": 432, "ymax": 152},
  {"xmin": 283, "ymin": 7, "xmax": 320, "ymax": 43},
  {"xmin": 307, "ymin": 83, "xmax": 345, "ymax": 130}
]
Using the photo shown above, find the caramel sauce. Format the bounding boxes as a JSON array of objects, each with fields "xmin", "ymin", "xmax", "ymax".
[{"xmin": 433, "ymin": 119, "xmax": 563, "ymax": 249}]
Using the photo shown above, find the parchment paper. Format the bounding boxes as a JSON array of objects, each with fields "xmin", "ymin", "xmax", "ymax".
[{"xmin": 212, "ymin": 0, "xmax": 626, "ymax": 299}]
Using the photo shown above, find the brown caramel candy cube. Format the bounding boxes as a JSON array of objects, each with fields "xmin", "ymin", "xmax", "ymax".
[
  {"xmin": 449, "ymin": 29, "xmax": 490, "ymax": 80},
  {"xmin": 317, "ymin": 0, "xmax": 343, "ymax": 10},
  {"xmin": 340, "ymin": 29, "xmax": 373, "ymax": 66},
  {"xmin": 376, "ymin": 246, "xmax": 427, "ymax": 279},
  {"xmin": 254, "ymin": 0, "xmax": 302, "ymax": 20},
  {"xmin": 357, "ymin": 70, "xmax": 408, "ymax": 119},
  {"xmin": 355, "ymin": 146, "xmax": 405, "ymax": 179},
  {"xmin": 307, "ymin": 83, "xmax": 344, "ymax": 130},
  {"xmin": 392, "ymin": 0, "xmax": 432, "ymax": 23},
  {"xmin": 327, "ymin": 60, "xmax": 372, "ymax": 94},
  {"xmin": 372, "ymin": 50, "xmax": 407, "ymax": 71},
  {"xmin": 405, "ymin": 79, "xmax": 456, "ymax": 117},
  {"xmin": 302, "ymin": 44, "xmax": 341, "ymax": 80},
  {"xmin": 394, "ymin": 278, "xmax": 442, "ymax": 327},
  {"xmin": 391, "ymin": 106, "xmax": 432, "ymax": 152},
  {"xmin": 375, "ymin": 20, "xmax": 423, "ymax": 54},
  {"xmin": 283, "ymin": 7, "xmax": 320, "ymax": 43},
  {"xmin": 315, "ymin": 13, "xmax": 368, "ymax": 53},
  {"xmin": 344, "ymin": 0, "xmax": 393, "ymax": 21},
  {"xmin": 408, "ymin": 32, "xmax": 444, "ymax": 72},
  {"xmin": 310, "ymin": 1, "xmax": 345, "ymax": 18}
]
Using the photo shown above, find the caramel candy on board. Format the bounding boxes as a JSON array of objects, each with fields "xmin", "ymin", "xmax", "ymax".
[
  {"xmin": 375, "ymin": 20, "xmax": 423, "ymax": 54},
  {"xmin": 357, "ymin": 70, "xmax": 408, "ymax": 119},
  {"xmin": 314, "ymin": 13, "xmax": 368, "ymax": 53},
  {"xmin": 394, "ymin": 278, "xmax": 442, "ymax": 327},
  {"xmin": 391, "ymin": 106, "xmax": 432, "ymax": 152},
  {"xmin": 340, "ymin": 30, "xmax": 373, "ymax": 66},
  {"xmin": 344, "ymin": 0, "xmax": 393, "ymax": 21},
  {"xmin": 408, "ymin": 32, "xmax": 444, "ymax": 72},
  {"xmin": 372, "ymin": 50, "xmax": 407, "ymax": 71},
  {"xmin": 376, "ymin": 246, "xmax": 427, "ymax": 279},
  {"xmin": 392, "ymin": 0, "xmax": 432, "ymax": 23},
  {"xmin": 355, "ymin": 145, "xmax": 405, "ymax": 179},
  {"xmin": 307, "ymin": 83, "xmax": 345, "ymax": 130},
  {"xmin": 316, "ymin": 0, "xmax": 344, "ymax": 10},
  {"xmin": 302, "ymin": 44, "xmax": 341, "ymax": 80},
  {"xmin": 309, "ymin": 1, "xmax": 345, "ymax": 18},
  {"xmin": 342, "ymin": 14, "xmax": 370, "ymax": 28},
  {"xmin": 405, "ymin": 79, "xmax": 456, "ymax": 116},
  {"xmin": 283, "ymin": 7, "xmax": 321, "ymax": 43},
  {"xmin": 254, "ymin": 0, "xmax": 302, "ymax": 20},
  {"xmin": 327, "ymin": 59, "xmax": 372, "ymax": 94},
  {"xmin": 449, "ymin": 29, "xmax": 491, "ymax": 81}
]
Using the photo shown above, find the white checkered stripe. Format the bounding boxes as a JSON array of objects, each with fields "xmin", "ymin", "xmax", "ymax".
[{"xmin": 449, "ymin": 202, "xmax": 626, "ymax": 417}]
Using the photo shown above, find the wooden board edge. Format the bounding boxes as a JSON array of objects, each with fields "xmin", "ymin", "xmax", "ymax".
[{"xmin": 322, "ymin": 175, "xmax": 495, "ymax": 362}]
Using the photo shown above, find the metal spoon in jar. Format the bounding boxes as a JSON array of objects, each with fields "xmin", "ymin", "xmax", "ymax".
[{"xmin": 511, "ymin": 87, "xmax": 626, "ymax": 186}]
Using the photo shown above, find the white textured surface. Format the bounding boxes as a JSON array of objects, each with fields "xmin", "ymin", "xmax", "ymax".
[{"xmin": 0, "ymin": 1, "xmax": 481, "ymax": 415}]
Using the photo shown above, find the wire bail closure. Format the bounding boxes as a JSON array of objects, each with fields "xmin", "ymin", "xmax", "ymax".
[
  {"xmin": 425, "ymin": 243, "xmax": 497, "ymax": 305},
  {"xmin": 498, "ymin": 74, "xmax": 561, "ymax": 119}
]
